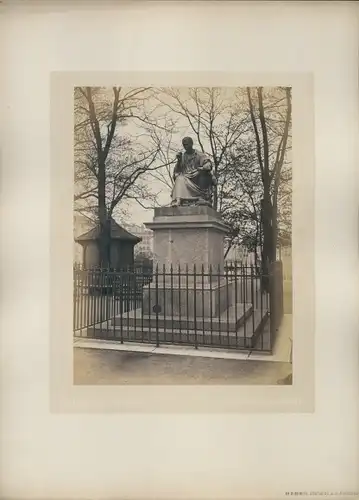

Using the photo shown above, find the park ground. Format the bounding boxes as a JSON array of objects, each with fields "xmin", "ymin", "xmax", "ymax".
[
  {"xmin": 73, "ymin": 280, "xmax": 293, "ymax": 386},
  {"xmin": 74, "ymin": 347, "xmax": 292, "ymax": 385}
]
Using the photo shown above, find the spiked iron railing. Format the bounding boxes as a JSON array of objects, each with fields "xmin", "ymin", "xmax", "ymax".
[{"xmin": 73, "ymin": 262, "xmax": 283, "ymax": 352}]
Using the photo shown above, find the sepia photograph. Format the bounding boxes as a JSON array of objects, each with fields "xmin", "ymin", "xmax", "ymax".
[
  {"xmin": 72, "ymin": 85, "xmax": 293, "ymax": 385},
  {"xmin": 5, "ymin": 0, "xmax": 359, "ymax": 497},
  {"xmin": 3, "ymin": 0, "xmax": 359, "ymax": 497}
]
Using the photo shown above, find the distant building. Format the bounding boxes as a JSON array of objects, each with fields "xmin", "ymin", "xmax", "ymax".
[
  {"xmin": 277, "ymin": 245, "xmax": 292, "ymax": 281},
  {"xmin": 225, "ymin": 245, "xmax": 248, "ymax": 262},
  {"xmin": 225, "ymin": 245, "xmax": 260, "ymax": 265},
  {"xmin": 122, "ymin": 223, "xmax": 153, "ymax": 257}
]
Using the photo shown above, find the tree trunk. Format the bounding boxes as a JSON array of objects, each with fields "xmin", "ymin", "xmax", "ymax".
[
  {"xmin": 84, "ymin": 87, "xmax": 120, "ymax": 269},
  {"xmin": 271, "ymin": 188, "xmax": 279, "ymax": 264},
  {"xmin": 254, "ymin": 222, "xmax": 260, "ymax": 272},
  {"xmin": 271, "ymin": 87, "xmax": 291, "ymax": 265},
  {"xmin": 98, "ymin": 157, "xmax": 110, "ymax": 268},
  {"xmin": 260, "ymin": 196, "xmax": 273, "ymax": 292}
]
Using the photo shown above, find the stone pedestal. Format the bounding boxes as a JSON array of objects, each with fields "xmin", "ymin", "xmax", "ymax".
[
  {"xmin": 145, "ymin": 205, "xmax": 229, "ymax": 273},
  {"xmin": 142, "ymin": 280, "xmax": 235, "ymax": 318},
  {"xmin": 94, "ymin": 206, "xmax": 269, "ymax": 349},
  {"xmin": 142, "ymin": 206, "xmax": 231, "ymax": 320}
]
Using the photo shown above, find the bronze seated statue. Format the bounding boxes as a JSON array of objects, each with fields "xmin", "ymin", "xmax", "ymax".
[{"xmin": 171, "ymin": 137, "xmax": 217, "ymax": 207}]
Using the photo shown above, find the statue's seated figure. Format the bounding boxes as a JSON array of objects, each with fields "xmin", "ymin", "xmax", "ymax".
[{"xmin": 171, "ymin": 137, "xmax": 217, "ymax": 207}]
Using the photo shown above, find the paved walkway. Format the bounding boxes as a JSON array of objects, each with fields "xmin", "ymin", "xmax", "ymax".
[
  {"xmin": 73, "ymin": 314, "xmax": 293, "ymax": 385},
  {"xmin": 74, "ymin": 313, "xmax": 293, "ymax": 361},
  {"xmin": 74, "ymin": 347, "xmax": 292, "ymax": 385}
]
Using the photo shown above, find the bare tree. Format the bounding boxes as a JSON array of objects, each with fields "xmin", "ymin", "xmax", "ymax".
[
  {"xmin": 150, "ymin": 87, "xmax": 291, "ymax": 265},
  {"xmin": 81, "ymin": 86, "xmax": 292, "ymax": 273},
  {"xmin": 246, "ymin": 86, "xmax": 292, "ymax": 279},
  {"xmin": 74, "ymin": 86, "xmax": 170, "ymax": 266},
  {"xmin": 221, "ymin": 139, "xmax": 263, "ymax": 267},
  {"xmin": 153, "ymin": 87, "xmax": 250, "ymax": 209},
  {"xmin": 143, "ymin": 117, "xmax": 179, "ymax": 193}
]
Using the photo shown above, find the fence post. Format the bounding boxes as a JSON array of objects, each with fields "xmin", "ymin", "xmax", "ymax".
[
  {"xmin": 154, "ymin": 264, "xmax": 160, "ymax": 347},
  {"xmin": 269, "ymin": 261, "xmax": 284, "ymax": 349}
]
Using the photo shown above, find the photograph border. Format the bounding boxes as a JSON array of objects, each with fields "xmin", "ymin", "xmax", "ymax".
[{"xmin": 50, "ymin": 71, "xmax": 314, "ymax": 413}]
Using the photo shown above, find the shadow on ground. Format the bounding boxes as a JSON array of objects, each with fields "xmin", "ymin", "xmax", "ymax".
[{"xmin": 74, "ymin": 347, "xmax": 292, "ymax": 385}]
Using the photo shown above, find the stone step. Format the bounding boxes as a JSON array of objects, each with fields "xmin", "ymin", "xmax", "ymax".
[
  {"xmin": 112, "ymin": 302, "xmax": 252, "ymax": 332},
  {"xmin": 86, "ymin": 308, "xmax": 269, "ymax": 350}
]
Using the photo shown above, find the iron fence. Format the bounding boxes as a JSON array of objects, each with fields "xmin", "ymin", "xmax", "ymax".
[{"xmin": 73, "ymin": 262, "xmax": 284, "ymax": 352}]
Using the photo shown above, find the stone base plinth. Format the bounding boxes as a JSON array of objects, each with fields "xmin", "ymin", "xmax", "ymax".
[
  {"xmin": 89, "ymin": 306, "xmax": 270, "ymax": 349},
  {"xmin": 145, "ymin": 205, "xmax": 230, "ymax": 272},
  {"xmin": 114, "ymin": 303, "xmax": 253, "ymax": 333},
  {"xmin": 141, "ymin": 281, "xmax": 235, "ymax": 318}
]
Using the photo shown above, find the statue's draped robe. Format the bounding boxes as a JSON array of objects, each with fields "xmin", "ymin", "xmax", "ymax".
[{"xmin": 171, "ymin": 150, "xmax": 213, "ymax": 204}]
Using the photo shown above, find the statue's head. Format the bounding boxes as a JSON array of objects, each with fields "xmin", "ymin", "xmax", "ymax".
[{"xmin": 182, "ymin": 137, "xmax": 194, "ymax": 153}]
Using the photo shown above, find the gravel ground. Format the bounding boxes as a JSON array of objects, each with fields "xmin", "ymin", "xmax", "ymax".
[{"xmin": 74, "ymin": 347, "xmax": 292, "ymax": 385}]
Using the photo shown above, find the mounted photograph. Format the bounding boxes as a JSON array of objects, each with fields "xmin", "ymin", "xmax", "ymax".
[{"xmin": 72, "ymin": 85, "xmax": 293, "ymax": 385}]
